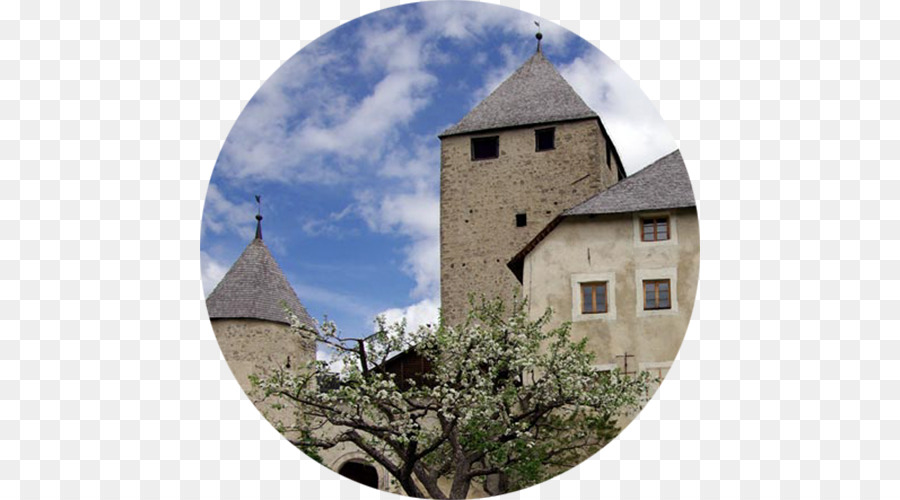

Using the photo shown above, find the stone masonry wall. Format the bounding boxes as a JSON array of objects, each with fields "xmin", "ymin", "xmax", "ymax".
[
  {"xmin": 440, "ymin": 118, "xmax": 620, "ymax": 325},
  {"xmin": 211, "ymin": 318, "xmax": 315, "ymax": 429}
]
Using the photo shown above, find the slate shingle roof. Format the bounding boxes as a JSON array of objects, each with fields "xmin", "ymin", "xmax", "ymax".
[
  {"xmin": 439, "ymin": 51, "xmax": 598, "ymax": 137},
  {"xmin": 507, "ymin": 150, "xmax": 695, "ymax": 282},
  {"xmin": 206, "ymin": 234, "xmax": 315, "ymax": 328},
  {"xmin": 564, "ymin": 150, "xmax": 695, "ymax": 215}
]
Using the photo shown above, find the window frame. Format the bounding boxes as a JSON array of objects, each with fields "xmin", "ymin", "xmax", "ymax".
[
  {"xmin": 640, "ymin": 216, "xmax": 670, "ymax": 242},
  {"xmin": 580, "ymin": 281, "xmax": 608, "ymax": 315},
  {"xmin": 534, "ymin": 127, "xmax": 555, "ymax": 152},
  {"xmin": 571, "ymin": 272, "xmax": 617, "ymax": 321},
  {"xmin": 470, "ymin": 136, "xmax": 499, "ymax": 161},
  {"xmin": 643, "ymin": 279, "xmax": 672, "ymax": 311}
]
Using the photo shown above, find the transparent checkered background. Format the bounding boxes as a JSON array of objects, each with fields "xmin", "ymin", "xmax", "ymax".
[{"xmin": 1, "ymin": 0, "xmax": 897, "ymax": 498}]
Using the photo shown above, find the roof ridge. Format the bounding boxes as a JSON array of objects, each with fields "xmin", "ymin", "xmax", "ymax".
[
  {"xmin": 563, "ymin": 149, "xmax": 693, "ymax": 216},
  {"xmin": 575, "ymin": 150, "xmax": 680, "ymax": 199}
]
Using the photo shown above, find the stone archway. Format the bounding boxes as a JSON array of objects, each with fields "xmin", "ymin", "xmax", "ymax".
[
  {"xmin": 337, "ymin": 460, "xmax": 379, "ymax": 489},
  {"xmin": 327, "ymin": 449, "xmax": 390, "ymax": 491}
]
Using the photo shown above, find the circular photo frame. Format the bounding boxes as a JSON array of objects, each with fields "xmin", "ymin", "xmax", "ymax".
[{"xmin": 202, "ymin": 2, "xmax": 697, "ymax": 497}]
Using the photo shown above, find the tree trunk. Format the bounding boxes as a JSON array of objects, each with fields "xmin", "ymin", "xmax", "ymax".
[
  {"xmin": 448, "ymin": 457, "xmax": 472, "ymax": 499},
  {"xmin": 449, "ymin": 474, "xmax": 471, "ymax": 499},
  {"xmin": 414, "ymin": 463, "xmax": 448, "ymax": 499},
  {"xmin": 396, "ymin": 475, "xmax": 427, "ymax": 499}
]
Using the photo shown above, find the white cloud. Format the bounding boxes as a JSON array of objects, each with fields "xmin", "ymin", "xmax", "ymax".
[
  {"xmin": 202, "ymin": 184, "xmax": 256, "ymax": 239},
  {"xmin": 301, "ymin": 204, "xmax": 355, "ymax": 237},
  {"xmin": 560, "ymin": 51, "xmax": 677, "ymax": 173},
  {"xmin": 355, "ymin": 179, "xmax": 441, "ymax": 331},
  {"xmin": 357, "ymin": 23, "xmax": 425, "ymax": 73},
  {"xmin": 469, "ymin": 44, "xmax": 525, "ymax": 106},
  {"xmin": 296, "ymin": 70, "xmax": 436, "ymax": 158},
  {"xmin": 418, "ymin": 3, "xmax": 573, "ymax": 53},
  {"xmin": 356, "ymin": 179, "xmax": 440, "ymax": 300},
  {"xmin": 292, "ymin": 282, "xmax": 378, "ymax": 323},
  {"xmin": 216, "ymin": 30, "xmax": 436, "ymax": 182},
  {"xmin": 376, "ymin": 298, "xmax": 440, "ymax": 334},
  {"xmin": 201, "ymin": 251, "xmax": 229, "ymax": 296}
]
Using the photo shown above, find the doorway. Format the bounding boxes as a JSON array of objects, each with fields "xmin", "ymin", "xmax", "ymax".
[{"xmin": 337, "ymin": 461, "xmax": 379, "ymax": 489}]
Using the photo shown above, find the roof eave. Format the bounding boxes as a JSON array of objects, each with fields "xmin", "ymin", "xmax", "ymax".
[
  {"xmin": 564, "ymin": 201, "xmax": 698, "ymax": 217},
  {"xmin": 438, "ymin": 115, "xmax": 599, "ymax": 139}
]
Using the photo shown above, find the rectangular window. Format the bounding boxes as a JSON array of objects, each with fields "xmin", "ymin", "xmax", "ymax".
[
  {"xmin": 641, "ymin": 217, "xmax": 670, "ymax": 242},
  {"xmin": 581, "ymin": 282, "xmax": 608, "ymax": 314},
  {"xmin": 515, "ymin": 213, "xmax": 527, "ymax": 227},
  {"xmin": 471, "ymin": 136, "xmax": 499, "ymax": 160},
  {"xmin": 643, "ymin": 279, "xmax": 671, "ymax": 310},
  {"xmin": 535, "ymin": 127, "xmax": 555, "ymax": 151}
]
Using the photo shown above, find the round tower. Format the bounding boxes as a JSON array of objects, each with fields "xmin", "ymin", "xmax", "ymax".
[{"xmin": 205, "ymin": 204, "xmax": 317, "ymax": 421}]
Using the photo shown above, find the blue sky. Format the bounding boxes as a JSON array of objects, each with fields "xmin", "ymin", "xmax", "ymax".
[{"xmin": 201, "ymin": 2, "xmax": 676, "ymax": 341}]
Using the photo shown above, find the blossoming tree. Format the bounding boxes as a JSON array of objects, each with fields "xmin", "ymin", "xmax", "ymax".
[{"xmin": 252, "ymin": 299, "xmax": 652, "ymax": 499}]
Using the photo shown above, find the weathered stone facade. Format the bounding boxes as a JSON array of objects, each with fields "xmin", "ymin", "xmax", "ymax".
[
  {"xmin": 440, "ymin": 118, "xmax": 621, "ymax": 325},
  {"xmin": 211, "ymin": 318, "xmax": 401, "ymax": 491},
  {"xmin": 211, "ymin": 318, "xmax": 316, "ymax": 426}
]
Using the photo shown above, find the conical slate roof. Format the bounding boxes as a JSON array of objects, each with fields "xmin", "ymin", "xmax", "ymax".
[
  {"xmin": 206, "ymin": 231, "xmax": 315, "ymax": 328},
  {"xmin": 439, "ymin": 50, "xmax": 598, "ymax": 137}
]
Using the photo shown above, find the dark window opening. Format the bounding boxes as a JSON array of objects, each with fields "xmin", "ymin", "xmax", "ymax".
[
  {"xmin": 471, "ymin": 136, "xmax": 499, "ymax": 160},
  {"xmin": 643, "ymin": 279, "xmax": 671, "ymax": 310},
  {"xmin": 606, "ymin": 138, "xmax": 612, "ymax": 169},
  {"xmin": 535, "ymin": 127, "xmax": 555, "ymax": 151},
  {"xmin": 515, "ymin": 213, "xmax": 527, "ymax": 227}
]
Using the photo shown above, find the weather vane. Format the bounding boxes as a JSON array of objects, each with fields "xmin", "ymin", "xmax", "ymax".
[
  {"xmin": 254, "ymin": 194, "xmax": 263, "ymax": 239},
  {"xmin": 534, "ymin": 21, "xmax": 543, "ymax": 52}
]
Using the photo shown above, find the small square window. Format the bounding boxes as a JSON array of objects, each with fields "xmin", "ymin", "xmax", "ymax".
[
  {"xmin": 535, "ymin": 127, "xmax": 555, "ymax": 151},
  {"xmin": 643, "ymin": 279, "xmax": 671, "ymax": 310},
  {"xmin": 581, "ymin": 282, "xmax": 608, "ymax": 314},
  {"xmin": 471, "ymin": 136, "xmax": 499, "ymax": 160},
  {"xmin": 515, "ymin": 213, "xmax": 527, "ymax": 227},
  {"xmin": 641, "ymin": 217, "xmax": 670, "ymax": 242}
]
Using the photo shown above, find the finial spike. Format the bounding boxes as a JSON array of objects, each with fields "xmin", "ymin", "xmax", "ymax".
[
  {"xmin": 534, "ymin": 21, "xmax": 543, "ymax": 52},
  {"xmin": 254, "ymin": 194, "xmax": 263, "ymax": 240}
]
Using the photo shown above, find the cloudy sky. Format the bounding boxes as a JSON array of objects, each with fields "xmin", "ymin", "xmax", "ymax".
[{"xmin": 201, "ymin": 2, "xmax": 676, "ymax": 339}]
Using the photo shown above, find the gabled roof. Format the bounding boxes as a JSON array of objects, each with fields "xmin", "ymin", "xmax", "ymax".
[
  {"xmin": 564, "ymin": 150, "xmax": 695, "ymax": 216},
  {"xmin": 439, "ymin": 51, "xmax": 598, "ymax": 137},
  {"xmin": 507, "ymin": 150, "xmax": 695, "ymax": 282},
  {"xmin": 206, "ymin": 231, "xmax": 315, "ymax": 328}
]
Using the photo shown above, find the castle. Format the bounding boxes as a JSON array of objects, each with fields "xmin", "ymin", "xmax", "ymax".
[{"xmin": 206, "ymin": 37, "xmax": 698, "ymax": 495}]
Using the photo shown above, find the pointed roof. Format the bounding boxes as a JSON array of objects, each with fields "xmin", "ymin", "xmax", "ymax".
[
  {"xmin": 206, "ymin": 225, "xmax": 315, "ymax": 328},
  {"xmin": 439, "ymin": 51, "xmax": 598, "ymax": 137},
  {"xmin": 507, "ymin": 150, "xmax": 694, "ymax": 282}
]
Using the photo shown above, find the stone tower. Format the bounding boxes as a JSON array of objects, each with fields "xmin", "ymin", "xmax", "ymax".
[
  {"xmin": 439, "ymin": 40, "xmax": 626, "ymax": 325},
  {"xmin": 205, "ymin": 208, "xmax": 316, "ymax": 420}
]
